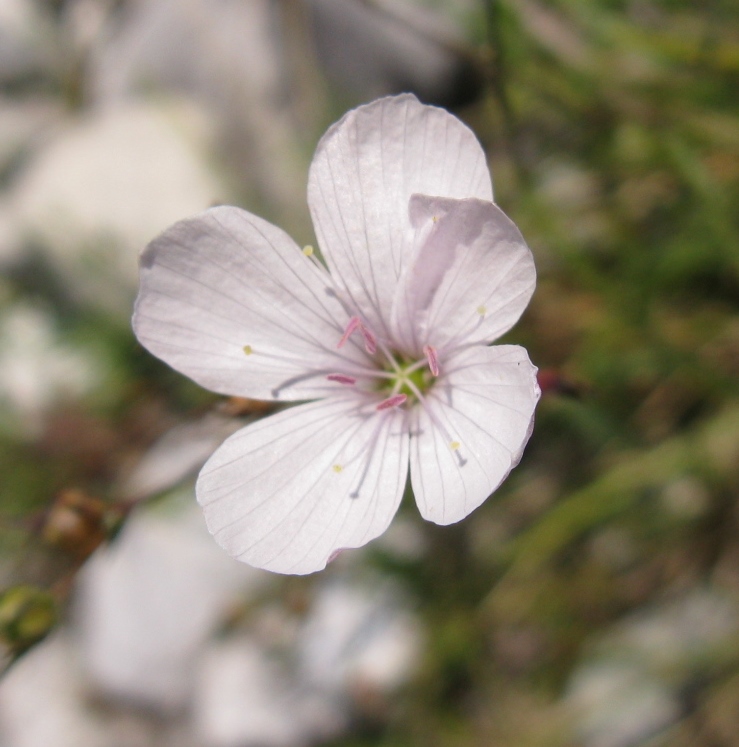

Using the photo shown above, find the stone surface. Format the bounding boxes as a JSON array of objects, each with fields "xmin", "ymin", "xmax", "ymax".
[
  {"xmin": 77, "ymin": 499, "xmax": 264, "ymax": 711},
  {"xmin": 8, "ymin": 99, "xmax": 222, "ymax": 312}
]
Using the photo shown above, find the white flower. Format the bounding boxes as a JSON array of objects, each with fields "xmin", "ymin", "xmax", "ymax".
[{"xmin": 133, "ymin": 94, "xmax": 540, "ymax": 574}]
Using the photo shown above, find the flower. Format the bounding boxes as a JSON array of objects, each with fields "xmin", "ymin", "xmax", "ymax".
[{"xmin": 133, "ymin": 94, "xmax": 540, "ymax": 575}]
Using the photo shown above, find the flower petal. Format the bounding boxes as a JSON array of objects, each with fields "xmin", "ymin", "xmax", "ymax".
[
  {"xmin": 410, "ymin": 345, "xmax": 539, "ymax": 525},
  {"xmin": 392, "ymin": 196, "xmax": 536, "ymax": 355},
  {"xmin": 197, "ymin": 396, "xmax": 410, "ymax": 574},
  {"xmin": 308, "ymin": 94, "xmax": 492, "ymax": 338},
  {"xmin": 133, "ymin": 205, "xmax": 372, "ymax": 401}
]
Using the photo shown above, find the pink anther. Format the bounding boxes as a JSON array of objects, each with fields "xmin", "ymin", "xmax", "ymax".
[
  {"xmin": 327, "ymin": 373, "xmax": 357, "ymax": 386},
  {"xmin": 337, "ymin": 316, "xmax": 377, "ymax": 355},
  {"xmin": 423, "ymin": 345, "xmax": 440, "ymax": 376},
  {"xmin": 359, "ymin": 325, "xmax": 377, "ymax": 355},
  {"xmin": 337, "ymin": 317, "xmax": 361, "ymax": 349},
  {"xmin": 376, "ymin": 393, "xmax": 408, "ymax": 411}
]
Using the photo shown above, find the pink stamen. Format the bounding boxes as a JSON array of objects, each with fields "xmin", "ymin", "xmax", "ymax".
[
  {"xmin": 337, "ymin": 317, "xmax": 361, "ymax": 349},
  {"xmin": 423, "ymin": 345, "xmax": 440, "ymax": 376},
  {"xmin": 327, "ymin": 373, "xmax": 357, "ymax": 385},
  {"xmin": 359, "ymin": 325, "xmax": 377, "ymax": 355},
  {"xmin": 376, "ymin": 393, "xmax": 407, "ymax": 411},
  {"xmin": 337, "ymin": 316, "xmax": 377, "ymax": 355}
]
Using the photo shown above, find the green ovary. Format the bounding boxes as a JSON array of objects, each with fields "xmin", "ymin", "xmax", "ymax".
[{"xmin": 378, "ymin": 357, "xmax": 435, "ymax": 403}]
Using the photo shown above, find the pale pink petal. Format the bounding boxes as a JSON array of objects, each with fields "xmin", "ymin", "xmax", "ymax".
[
  {"xmin": 133, "ymin": 206, "xmax": 371, "ymax": 401},
  {"xmin": 410, "ymin": 345, "xmax": 539, "ymax": 525},
  {"xmin": 391, "ymin": 196, "xmax": 536, "ymax": 355},
  {"xmin": 308, "ymin": 94, "xmax": 492, "ymax": 337},
  {"xmin": 197, "ymin": 396, "xmax": 410, "ymax": 574}
]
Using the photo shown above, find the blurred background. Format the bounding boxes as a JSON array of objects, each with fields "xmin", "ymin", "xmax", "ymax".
[{"xmin": 1, "ymin": 0, "xmax": 738, "ymax": 745}]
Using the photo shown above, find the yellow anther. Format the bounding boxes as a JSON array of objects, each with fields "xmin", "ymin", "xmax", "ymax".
[
  {"xmin": 243, "ymin": 345, "xmax": 253, "ymax": 355},
  {"xmin": 332, "ymin": 464, "xmax": 343, "ymax": 473},
  {"xmin": 302, "ymin": 245, "xmax": 314, "ymax": 257},
  {"xmin": 450, "ymin": 441, "xmax": 461, "ymax": 451},
  {"xmin": 432, "ymin": 215, "xmax": 438, "ymax": 223},
  {"xmin": 476, "ymin": 305, "xmax": 487, "ymax": 316}
]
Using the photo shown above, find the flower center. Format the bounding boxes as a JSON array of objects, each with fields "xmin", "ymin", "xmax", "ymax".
[
  {"xmin": 334, "ymin": 316, "xmax": 439, "ymax": 411},
  {"xmin": 323, "ymin": 315, "xmax": 466, "ymax": 470},
  {"xmin": 380, "ymin": 355, "xmax": 435, "ymax": 402}
]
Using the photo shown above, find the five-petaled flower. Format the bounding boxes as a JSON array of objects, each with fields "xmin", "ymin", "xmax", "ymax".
[{"xmin": 133, "ymin": 95, "xmax": 540, "ymax": 574}]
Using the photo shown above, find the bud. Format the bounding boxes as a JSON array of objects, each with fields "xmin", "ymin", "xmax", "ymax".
[
  {"xmin": 0, "ymin": 585, "xmax": 57, "ymax": 654},
  {"xmin": 41, "ymin": 489, "xmax": 117, "ymax": 560}
]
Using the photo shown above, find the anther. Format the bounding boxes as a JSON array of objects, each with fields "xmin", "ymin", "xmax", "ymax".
[
  {"xmin": 376, "ymin": 393, "xmax": 407, "ymax": 411},
  {"xmin": 477, "ymin": 305, "xmax": 487, "ymax": 317},
  {"xmin": 327, "ymin": 373, "xmax": 357, "ymax": 386},
  {"xmin": 302, "ymin": 244, "xmax": 327, "ymax": 271},
  {"xmin": 359, "ymin": 325, "xmax": 377, "ymax": 355},
  {"xmin": 450, "ymin": 441, "xmax": 461, "ymax": 451},
  {"xmin": 332, "ymin": 464, "xmax": 343, "ymax": 473},
  {"xmin": 423, "ymin": 345, "xmax": 440, "ymax": 377},
  {"xmin": 243, "ymin": 345, "xmax": 253, "ymax": 355},
  {"xmin": 337, "ymin": 317, "xmax": 360, "ymax": 349},
  {"xmin": 337, "ymin": 316, "xmax": 377, "ymax": 355}
]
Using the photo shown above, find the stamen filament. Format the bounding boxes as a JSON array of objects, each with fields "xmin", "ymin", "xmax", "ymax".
[
  {"xmin": 403, "ymin": 356, "xmax": 431, "ymax": 376},
  {"xmin": 403, "ymin": 378, "xmax": 462, "ymax": 460},
  {"xmin": 435, "ymin": 307, "xmax": 493, "ymax": 359},
  {"xmin": 349, "ymin": 403, "xmax": 407, "ymax": 498},
  {"xmin": 374, "ymin": 336, "xmax": 402, "ymax": 374},
  {"xmin": 270, "ymin": 364, "xmax": 394, "ymax": 398},
  {"xmin": 240, "ymin": 344, "xmax": 365, "ymax": 373}
]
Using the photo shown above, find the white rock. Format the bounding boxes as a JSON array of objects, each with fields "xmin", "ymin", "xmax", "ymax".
[
  {"xmin": 0, "ymin": 303, "xmax": 100, "ymax": 436},
  {"xmin": 305, "ymin": 0, "xmax": 479, "ymax": 106},
  {"xmin": 567, "ymin": 663, "xmax": 678, "ymax": 747},
  {"xmin": 609, "ymin": 587, "xmax": 738, "ymax": 674},
  {"xmin": 374, "ymin": 515, "xmax": 427, "ymax": 562},
  {"xmin": 77, "ymin": 499, "xmax": 265, "ymax": 711},
  {"xmin": 119, "ymin": 415, "xmax": 243, "ymax": 502},
  {"xmin": 298, "ymin": 581, "xmax": 422, "ymax": 693},
  {"xmin": 194, "ymin": 638, "xmax": 307, "ymax": 747},
  {"xmin": 0, "ymin": 633, "xmax": 107, "ymax": 747},
  {"xmin": 91, "ymin": 0, "xmax": 281, "ymax": 106},
  {"xmin": 0, "ymin": 201, "xmax": 18, "ymax": 265},
  {"xmin": 9, "ymin": 98, "xmax": 223, "ymax": 311},
  {"xmin": 0, "ymin": 0, "xmax": 53, "ymax": 83},
  {"xmin": 193, "ymin": 578, "xmax": 422, "ymax": 747},
  {"xmin": 0, "ymin": 97, "xmax": 62, "ymax": 174},
  {"xmin": 89, "ymin": 0, "xmax": 305, "ymax": 220},
  {"xmin": 566, "ymin": 587, "xmax": 739, "ymax": 747}
]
